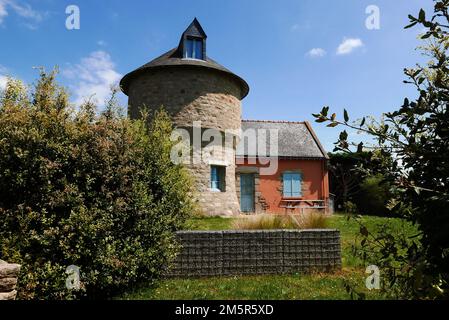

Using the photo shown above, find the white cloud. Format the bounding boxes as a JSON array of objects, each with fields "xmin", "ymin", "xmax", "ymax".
[
  {"xmin": 97, "ymin": 40, "xmax": 107, "ymax": 46},
  {"xmin": 63, "ymin": 51, "xmax": 122, "ymax": 107},
  {"xmin": 307, "ymin": 48, "xmax": 327, "ymax": 58},
  {"xmin": 0, "ymin": 75, "xmax": 7, "ymax": 91},
  {"xmin": 0, "ymin": 64, "xmax": 8, "ymax": 91},
  {"xmin": 336, "ymin": 38, "xmax": 364, "ymax": 55},
  {"xmin": 0, "ymin": 1, "xmax": 8, "ymax": 24},
  {"xmin": 0, "ymin": 0, "xmax": 43, "ymax": 27}
]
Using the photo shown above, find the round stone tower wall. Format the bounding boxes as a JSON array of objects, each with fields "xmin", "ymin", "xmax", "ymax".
[{"xmin": 127, "ymin": 66, "xmax": 243, "ymax": 216}]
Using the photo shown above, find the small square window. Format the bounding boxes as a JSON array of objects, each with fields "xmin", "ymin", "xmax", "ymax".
[{"xmin": 211, "ymin": 165, "xmax": 226, "ymax": 192}]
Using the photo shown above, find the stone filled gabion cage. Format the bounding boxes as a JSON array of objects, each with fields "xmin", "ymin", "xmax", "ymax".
[
  {"xmin": 120, "ymin": 20, "xmax": 249, "ymax": 216},
  {"xmin": 167, "ymin": 229, "xmax": 342, "ymax": 277}
]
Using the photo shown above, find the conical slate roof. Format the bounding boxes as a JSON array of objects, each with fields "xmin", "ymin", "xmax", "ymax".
[{"xmin": 120, "ymin": 19, "xmax": 249, "ymax": 99}]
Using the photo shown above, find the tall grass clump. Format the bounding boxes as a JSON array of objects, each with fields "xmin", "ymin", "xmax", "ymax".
[{"xmin": 232, "ymin": 212, "xmax": 329, "ymax": 230}]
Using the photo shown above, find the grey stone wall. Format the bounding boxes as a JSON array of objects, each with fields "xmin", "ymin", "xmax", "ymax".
[
  {"xmin": 0, "ymin": 260, "xmax": 21, "ymax": 300},
  {"xmin": 127, "ymin": 67, "xmax": 243, "ymax": 132},
  {"xmin": 167, "ymin": 229, "xmax": 341, "ymax": 277}
]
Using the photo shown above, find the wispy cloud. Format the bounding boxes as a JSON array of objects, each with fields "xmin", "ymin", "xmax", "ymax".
[
  {"xmin": 336, "ymin": 38, "xmax": 364, "ymax": 55},
  {"xmin": 291, "ymin": 24, "xmax": 300, "ymax": 32},
  {"xmin": 307, "ymin": 48, "xmax": 327, "ymax": 58},
  {"xmin": 63, "ymin": 51, "xmax": 122, "ymax": 107},
  {"xmin": 0, "ymin": 64, "xmax": 9, "ymax": 91},
  {"xmin": 0, "ymin": 76, "xmax": 7, "ymax": 91},
  {"xmin": 0, "ymin": 1, "xmax": 9, "ymax": 24},
  {"xmin": 290, "ymin": 22, "xmax": 311, "ymax": 32},
  {"xmin": 0, "ymin": 0, "xmax": 44, "ymax": 28},
  {"xmin": 0, "ymin": 64, "xmax": 7, "ymax": 73}
]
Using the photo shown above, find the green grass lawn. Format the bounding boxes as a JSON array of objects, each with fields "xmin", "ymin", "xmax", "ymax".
[
  {"xmin": 119, "ymin": 213, "xmax": 416, "ymax": 300},
  {"xmin": 120, "ymin": 270, "xmax": 381, "ymax": 300}
]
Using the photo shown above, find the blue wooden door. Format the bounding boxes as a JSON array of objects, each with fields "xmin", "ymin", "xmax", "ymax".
[{"xmin": 240, "ymin": 174, "xmax": 255, "ymax": 213}]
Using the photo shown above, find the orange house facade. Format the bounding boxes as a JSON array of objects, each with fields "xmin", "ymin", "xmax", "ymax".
[{"xmin": 235, "ymin": 120, "xmax": 330, "ymax": 214}]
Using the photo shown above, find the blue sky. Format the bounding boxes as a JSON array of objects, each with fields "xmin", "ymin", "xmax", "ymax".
[{"xmin": 0, "ymin": 0, "xmax": 435, "ymax": 151}]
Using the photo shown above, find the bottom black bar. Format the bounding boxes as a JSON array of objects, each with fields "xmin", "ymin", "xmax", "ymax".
[{"xmin": 0, "ymin": 300, "xmax": 446, "ymax": 319}]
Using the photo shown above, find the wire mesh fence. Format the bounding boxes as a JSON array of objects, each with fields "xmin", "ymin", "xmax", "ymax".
[{"xmin": 167, "ymin": 229, "xmax": 341, "ymax": 277}]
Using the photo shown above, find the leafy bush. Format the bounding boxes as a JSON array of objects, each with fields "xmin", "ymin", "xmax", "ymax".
[
  {"xmin": 0, "ymin": 70, "xmax": 193, "ymax": 299},
  {"xmin": 342, "ymin": 201, "xmax": 358, "ymax": 214},
  {"xmin": 356, "ymin": 174, "xmax": 391, "ymax": 216},
  {"xmin": 312, "ymin": 2, "xmax": 449, "ymax": 298},
  {"xmin": 328, "ymin": 151, "xmax": 394, "ymax": 215},
  {"xmin": 232, "ymin": 212, "xmax": 328, "ymax": 230}
]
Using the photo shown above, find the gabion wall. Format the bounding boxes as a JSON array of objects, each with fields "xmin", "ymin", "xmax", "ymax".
[{"xmin": 168, "ymin": 229, "xmax": 341, "ymax": 277}]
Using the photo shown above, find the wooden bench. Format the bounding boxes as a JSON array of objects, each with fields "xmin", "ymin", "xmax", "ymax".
[{"xmin": 279, "ymin": 199, "xmax": 327, "ymax": 214}]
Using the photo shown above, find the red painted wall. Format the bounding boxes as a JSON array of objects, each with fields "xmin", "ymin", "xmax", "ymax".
[{"xmin": 237, "ymin": 158, "xmax": 329, "ymax": 214}]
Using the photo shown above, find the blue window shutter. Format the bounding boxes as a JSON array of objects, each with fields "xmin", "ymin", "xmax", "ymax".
[
  {"xmin": 292, "ymin": 174, "xmax": 301, "ymax": 197},
  {"xmin": 283, "ymin": 173, "xmax": 292, "ymax": 197},
  {"xmin": 283, "ymin": 172, "xmax": 301, "ymax": 197}
]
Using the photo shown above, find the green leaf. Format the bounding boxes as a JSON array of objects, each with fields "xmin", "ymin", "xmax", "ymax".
[
  {"xmin": 327, "ymin": 122, "xmax": 339, "ymax": 128},
  {"xmin": 360, "ymin": 117, "xmax": 366, "ymax": 127},
  {"xmin": 331, "ymin": 113, "xmax": 336, "ymax": 121},
  {"xmin": 339, "ymin": 130, "xmax": 348, "ymax": 141},
  {"xmin": 357, "ymin": 142, "xmax": 364, "ymax": 153},
  {"xmin": 412, "ymin": 69, "xmax": 422, "ymax": 77},
  {"xmin": 403, "ymin": 98, "xmax": 409, "ymax": 107},
  {"xmin": 344, "ymin": 109, "xmax": 349, "ymax": 122},
  {"xmin": 419, "ymin": 9, "xmax": 425, "ymax": 22},
  {"xmin": 404, "ymin": 21, "xmax": 418, "ymax": 29}
]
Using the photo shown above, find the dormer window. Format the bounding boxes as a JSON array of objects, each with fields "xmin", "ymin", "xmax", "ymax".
[
  {"xmin": 184, "ymin": 37, "xmax": 203, "ymax": 60},
  {"xmin": 177, "ymin": 18, "xmax": 207, "ymax": 60}
]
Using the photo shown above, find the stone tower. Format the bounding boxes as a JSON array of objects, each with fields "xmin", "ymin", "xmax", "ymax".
[{"xmin": 120, "ymin": 18, "xmax": 249, "ymax": 216}]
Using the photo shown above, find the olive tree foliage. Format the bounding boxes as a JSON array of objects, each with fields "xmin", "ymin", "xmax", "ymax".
[
  {"xmin": 313, "ymin": 1, "xmax": 449, "ymax": 299},
  {"xmin": 0, "ymin": 70, "xmax": 193, "ymax": 299}
]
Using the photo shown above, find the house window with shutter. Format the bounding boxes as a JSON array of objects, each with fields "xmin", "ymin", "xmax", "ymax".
[
  {"xmin": 282, "ymin": 172, "xmax": 302, "ymax": 197},
  {"xmin": 210, "ymin": 165, "xmax": 226, "ymax": 192}
]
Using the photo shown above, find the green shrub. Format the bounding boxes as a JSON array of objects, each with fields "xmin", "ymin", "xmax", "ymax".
[
  {"xmin": 356, "ymin": 174, "xmax": 391, "ymax": 216},
  {"xmin": 342, "ymin": 201, "xmax": 358, "ymax": 214},
  {"xmin": 0, "ymin": 70, "xmax": 193, "ymax": 299}
]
